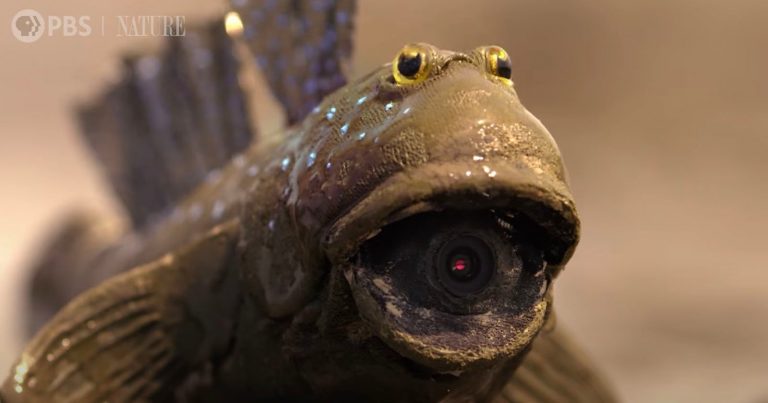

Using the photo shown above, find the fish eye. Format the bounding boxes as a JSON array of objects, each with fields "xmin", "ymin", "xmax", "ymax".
[
  {"xmin": 483, "ymin": 45, "xmax": 513, "ymax": 84},
  {"xmin": 436, "ymin": 235, "xmax": 496, "ymax": 296},
  {"xmin": 392, "ymin": 43, "xmax": 433, "ymax": 85}
]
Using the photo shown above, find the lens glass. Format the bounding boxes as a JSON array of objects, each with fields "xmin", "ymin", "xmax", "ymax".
[{"xmin": 436, "ymin": 235, "xmax": 495, "ymax": 296}]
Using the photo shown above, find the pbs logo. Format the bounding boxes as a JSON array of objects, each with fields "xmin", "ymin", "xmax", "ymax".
[
  {"xmin": 11, "ymin": 9, "xmax": 44, "ymax": 43},
  {"xmin": 11, "ymin": 9, "xmax": 92, "ymax": 43}
]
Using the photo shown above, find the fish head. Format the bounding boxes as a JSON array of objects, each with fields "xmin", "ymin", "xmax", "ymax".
[{"xmin": 249, "ymin": 43, "xmax": 579, "ymax": 398}]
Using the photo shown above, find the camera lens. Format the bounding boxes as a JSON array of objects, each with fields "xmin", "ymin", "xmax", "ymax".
[{"xmin": 436, "ymin": 235, "xmax": 495, "ymax": 296}]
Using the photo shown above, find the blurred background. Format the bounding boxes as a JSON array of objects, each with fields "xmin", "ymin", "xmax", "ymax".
[{"xmin": 1, "ymin": 1, "xmax": 767, "ymax": 402}]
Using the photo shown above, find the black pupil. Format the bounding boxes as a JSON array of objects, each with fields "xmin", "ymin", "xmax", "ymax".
[
  {"xmin": 496, "ymin": 57, "xmax": 512, "ymax": 79},
  {"xmin": 397, "ymin": 53, "xmax": 422, "ymax": 78}
]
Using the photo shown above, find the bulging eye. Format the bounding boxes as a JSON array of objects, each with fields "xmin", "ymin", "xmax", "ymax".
[
  {"xmin": 483, "ymin": 46, "xmax": 513, "ymax": 83},
  {"xmin": 392, "ymin": 43, "xmax": 433, "ymax": 85}
]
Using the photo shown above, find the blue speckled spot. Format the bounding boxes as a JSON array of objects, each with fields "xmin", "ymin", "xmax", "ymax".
[
  {"xmin": 171, "ymin": 207, "xmax": 184, "ymax": 221},
  {"xmin": 307, "ymin": 151, "xmax": 317, "ymax": 167},
  {"xmin": 385, "ymin": 101, "xmax": 395, "ymax": 111},
  {"xmin": 326, "ymin": 161, "xmax": 332, "ymax": 170},
  {"xmin": 326, "ymin": 106, "xmax": 337, "ymax": 120},
  {"xmin": 340, "ymin": 122, "xmax": 349, "ymax": 135},
  {"xmin": 206, "ymin": 169, "xmax": 222, "ymax": 184},
  {"xmin": 211, "ymin": 200, "xmax": 226, "ymax": 219},
  {"xmin": 188, "ymin": 203, "xmax": 203, "ymax": 221}
]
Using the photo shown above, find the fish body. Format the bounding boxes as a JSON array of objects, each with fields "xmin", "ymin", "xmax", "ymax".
[{"xmin": 2, "ymin": 5, "xmax": 615, "ymax": 402}]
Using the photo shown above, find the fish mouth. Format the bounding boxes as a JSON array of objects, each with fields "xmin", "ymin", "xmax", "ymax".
[
  {"xmin": 345, "ymin": 255, "xmax": 551, "ymax": 372},
  {"xmin": 321, "ymin": 160, "xmax": 576, "ymax": 373},
  {"xmin": 323, "ymin": 160, "xmax": 579, "ymax": 271}
]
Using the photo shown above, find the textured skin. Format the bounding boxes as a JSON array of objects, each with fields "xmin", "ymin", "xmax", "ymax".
[{"xmin": 3, "ymin": 44, "xmax": 614, "ymax": 402}]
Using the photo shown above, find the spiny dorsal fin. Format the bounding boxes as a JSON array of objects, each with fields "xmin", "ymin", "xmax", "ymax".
[
  {"xmin": 79, "ymin": 2, "xmax": 357, "ymax": 227},
  {"xmin": 78, "ymin": 20, "xmax": 255, "ymax": 227},
  {"xmin": 231, "ymin": 0, "xmax": 357, "ymax": 124}
]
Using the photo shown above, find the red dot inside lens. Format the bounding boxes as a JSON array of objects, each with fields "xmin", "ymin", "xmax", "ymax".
[
  {"xmin": 438, "ymin": 237, "xmax": 493, "ymax": 295},
  {"xmin": 453, "ymin": 258, "xmax": 467, "ymax": 271}
]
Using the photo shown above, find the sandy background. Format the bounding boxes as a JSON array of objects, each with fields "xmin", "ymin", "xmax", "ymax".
[{"xmin": 1, "ymin": 1, "xmax": 767, "ymax": 402}]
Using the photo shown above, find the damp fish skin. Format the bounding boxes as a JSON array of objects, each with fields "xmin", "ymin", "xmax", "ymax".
[{"xmin": 1, "ymin": 40, "xmax": 615, "ymax": 403}]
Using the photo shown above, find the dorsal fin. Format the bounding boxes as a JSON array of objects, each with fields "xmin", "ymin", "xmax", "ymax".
[
  {"xmin": 78, "ymin": 20, "xmax": 255, "ymax": 227},
  {"xmin": 78, "ymin": 2, "xmax": 357, "ymax": 228},
  {"xmin": 231, "ymin": 0, "xmax": 357, "ymax": 124}
]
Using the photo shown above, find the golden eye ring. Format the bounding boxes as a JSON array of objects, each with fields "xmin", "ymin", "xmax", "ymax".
[
  {"xmin": 392, "ymin": 43, "xmax": 433, "ymax": 85},
  {"xmin": 483, "ymin": 46, "xmax": 513, "ymax": 84}
]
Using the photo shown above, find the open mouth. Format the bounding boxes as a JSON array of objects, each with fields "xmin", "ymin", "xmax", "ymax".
[
  {"xmin": 322, "ymin": 160, "xmax": 577, "ymax": 373},
  {"xmin": 323, "ymin": 161, "xmax": 579, "ymax": 272}
]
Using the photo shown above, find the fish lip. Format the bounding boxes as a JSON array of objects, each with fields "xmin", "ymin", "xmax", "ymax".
[
  {"xmin": 343, "ymin": 257, "xmax": 551, "ymax": 373},
  {"xmin": 323, "ymin": 160, "xmax": 569, "ymax": 373},
  {"xmin": 322, "ymin": 161, "xmax": 579, "ymax": 273},
  {"xmin": 367, "ymin": 332, "xmax": 466, "ymax": 382}
]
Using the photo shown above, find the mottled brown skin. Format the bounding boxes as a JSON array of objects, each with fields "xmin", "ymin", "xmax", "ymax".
[{"xmin": 2, "ymin": 45, "xmax": 608, "ymax": 402}]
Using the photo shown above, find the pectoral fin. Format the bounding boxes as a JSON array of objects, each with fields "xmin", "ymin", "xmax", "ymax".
[
  {"xmin": 494, "ymin": 321, "xmax": 617, "ymax": 403},
  {"xmin": 1, "ymin": 221, "xmax": 242, "ymax": 403}
]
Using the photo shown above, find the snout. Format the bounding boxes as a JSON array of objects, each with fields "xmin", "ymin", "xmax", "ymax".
[
  {"xmin": 301, "ymin": 61, "xmax": 580, "ymax": 375},
  {"xmin": 324, "ymin": 160, "xmax": 578, "ymax": 269},
  {"xmin": 322, "ymin": 157, "xmax": 577, "ymax": 372}
]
